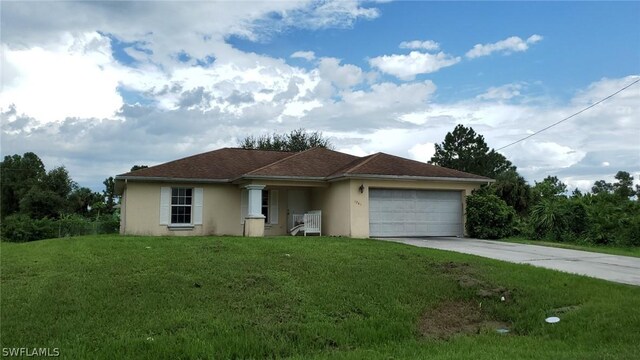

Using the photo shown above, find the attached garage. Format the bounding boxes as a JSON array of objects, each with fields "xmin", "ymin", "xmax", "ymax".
[{"xmin": 369, "ymin": 189, "xmax": 463, "ymax": 237}]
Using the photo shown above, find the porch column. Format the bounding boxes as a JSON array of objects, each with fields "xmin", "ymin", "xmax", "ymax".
[{"xmin": 244, "ymin": 184, "xmax": 265, "ymax": 237}]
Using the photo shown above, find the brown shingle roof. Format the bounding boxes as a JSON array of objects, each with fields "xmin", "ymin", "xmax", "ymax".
[
  {"xmin": 245, "ymin": 147, "xmax": 359, "ymax": 178},
  {"xmin": 117, "ymin": 148, "xmax": 292, "ymax": 180},
  {"xmin": 330, "ymin": 152, "xmax": 490, "ymax": 180},
  {"xmin": 116, "ymin": 147, "xmax": 490, "ymax": 183}
]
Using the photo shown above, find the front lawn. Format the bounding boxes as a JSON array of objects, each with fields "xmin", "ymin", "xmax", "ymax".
[{"xmin": 1, "ymin": 235, "xmax": 639, "ymax": 359}]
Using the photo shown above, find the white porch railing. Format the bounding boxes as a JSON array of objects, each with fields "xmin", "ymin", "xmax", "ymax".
[{"xmin": 290, "ymin": 210, "xmax": 322, "ymax": 236}]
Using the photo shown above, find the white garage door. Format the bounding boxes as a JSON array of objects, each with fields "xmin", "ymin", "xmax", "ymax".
[{"xmin": 369, "ymin": 189, "xmax": 463, "ymax": 237}]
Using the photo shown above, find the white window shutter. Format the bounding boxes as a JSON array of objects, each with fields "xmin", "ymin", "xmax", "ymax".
[
  {"xmin": 240, "ymin": 189, "xmax": 248, "ymax": 224},
  {"xmin": 269, "ymin": 190, "xmax": 279, "ymax": 224},
  {"xmin": 193, "ymin": 188, "xmax": 203, "ymax": 225},
  {"xmin": 160, "ymin": 187, "xmax": 171, "ymax": 225}
]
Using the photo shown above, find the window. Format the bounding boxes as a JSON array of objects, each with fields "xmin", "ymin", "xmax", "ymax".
[{"xmin": 171, "ymin": 188, "xmax": 192, "ymax": 224}]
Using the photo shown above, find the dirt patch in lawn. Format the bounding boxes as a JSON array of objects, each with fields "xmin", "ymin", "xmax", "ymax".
[
  {"xmin": 419, "ymin": 300, "xmax": 509, "ymax": 340},
  {"xmin": 422, "ymin": 261, "xmax": 515, "ymax": 339},
  {"xmin": 439, "ymin": 261, "xmax": 514, "ymax": 302}
]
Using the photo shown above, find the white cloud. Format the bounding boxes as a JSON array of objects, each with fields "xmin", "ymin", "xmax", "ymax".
[
  {"xmin": 317, "ymin": 57, "xmax": 365, "ymax": 89},
  {"xmin": 369, "ymin": 51, "xmax": 461, "ymax": 80},
  {"xmin": 337, "ymin": 144, "xmax": 371, "ymax": 157},
  {"xmin": 527, "ymin": 34, "xmax": 543, "ymax": 44},
  {"xmin": 465, "ymin": 34, "xmax": 543, "ymax": 59},
  {"xmin": 399, "ymin": 40, "xmax": 440, "ymax": 51},
  {"xmin": 291, "ymin": 51, "xmax": 316, "ymax": 61},
  {"xmin": 2, "ymin": 72, "xmax": 638, "ymax": 192},
  {"xmin": 301, "ymin": 80, "xmax": 437, "ymax": 132},
  {"xmin": 477, "ymin": 83, "xmax": 523, "ymax": 101},
  {"xmin": 1, "ymin": 32, "xmax": 125, "ymax": 123},
  {"xmin": 509, "ymin": 141, "xmax": 587, "ymax": 173},
  {"xmin": 0, "ymin": 2, "xmax": 637, "ymax": 194},
  {"xmin": 1, "ymin": 1, "xmax": 380, "ymax": 72},
  {"xmin": 408, "ymin": 143, "xmax": 436, "ymax": 163},
  {"xmin": 285, "ymin": 0, "xmax": 380, "ymax": 30}
]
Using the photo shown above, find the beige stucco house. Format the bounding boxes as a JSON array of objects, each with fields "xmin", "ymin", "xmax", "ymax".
[{"xmin": 114, "ymin": 147, "xmax": 491, "ymax": 238}]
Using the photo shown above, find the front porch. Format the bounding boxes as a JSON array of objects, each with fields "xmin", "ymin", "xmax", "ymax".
[
  {"xmin": 239, "ymin": 184, "xmax": 328, "ymax": 237},
  {"xmin": 290, "ymin": 210, "xmax": 322, "ymax": 236}
]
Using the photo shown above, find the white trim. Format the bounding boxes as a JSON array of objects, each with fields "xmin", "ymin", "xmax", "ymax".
[
  {"xmin": 159, "ymin": 187, "xmax": 171, "ymax": 225},
  {"xmin": 193, "ymin": 188, "xmax": 203, "ymax": 225},
  {"xmin": 168, "ymin": 225, "xmax": 195, "ymax": 230}
]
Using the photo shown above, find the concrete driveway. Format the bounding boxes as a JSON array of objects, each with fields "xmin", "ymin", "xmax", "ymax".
[{"xmin": 380, "ymin": 237, "xmax": 640, "ymax": 286}]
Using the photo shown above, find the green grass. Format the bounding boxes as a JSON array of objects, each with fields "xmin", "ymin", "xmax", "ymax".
[
  {"xmin": 1, "ymin": 235, "xmax": 639, "ymax": 359},
  {"xmin": 499, "ymin": 236, "xmax": 640, "ymax": 258}
]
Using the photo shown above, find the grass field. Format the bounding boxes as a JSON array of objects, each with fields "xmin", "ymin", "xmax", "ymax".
[{"xmin": 1, "ymin": 235, "xmax": 639, "ymax": 359}]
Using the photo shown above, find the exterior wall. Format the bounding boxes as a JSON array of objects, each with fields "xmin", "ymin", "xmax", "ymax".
[
  {"xmin": 119, "ymin": 188, "xmax": 127, "ymax": 235},
  {"xmin": 120, "ymin": 178, "xmax": 482, "ymax": 238},
  {"xmin": 311, "ymin": 180, "xmax": 351, "ymax": 236},
  {"xmin": 122, "ymin": 182, "xmax": 243, "ymax": 236},
  {"xmin": 347, "ymin": 179, "xmax": 482, "ymax": 238}
]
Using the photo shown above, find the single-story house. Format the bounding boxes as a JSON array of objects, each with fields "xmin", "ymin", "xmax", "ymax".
[{"xmin": 114, "ymin": 147, "xmax": 491, "ymax": 238}]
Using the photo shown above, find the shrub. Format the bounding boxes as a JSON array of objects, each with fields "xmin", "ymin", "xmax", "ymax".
[
  {"xmin": 1, "ymin": 213, "xmax": 120, "ymax": 242},
  {"xmin": 582, "ymin": 193, "xmax": 639, "ymax": 246},
  {"xmin": 466, "ymin": 194, "xmax": 516, "ymax": 239},
  {"xmin": 529, "ymin": 198, "xmax": 588, "ymax": 242},
  {"xmin": 96, "ymin": 214, "xmax": 120, "ymax": 234},
  {"xmin": 1, "ymin": 214, "xmax": 57, "ymax": 242},
  {"xmin": 58, "ymin": 214, "xmax": 91, "ymax": 237}
]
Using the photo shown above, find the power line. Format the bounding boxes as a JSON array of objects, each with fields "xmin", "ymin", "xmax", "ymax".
[{"xmin": 496, "ymin": 77, "xmax": 640, "ymax": 151}]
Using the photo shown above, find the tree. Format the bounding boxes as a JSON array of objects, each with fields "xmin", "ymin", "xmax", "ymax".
[
  {"xmin": 0, "ymin": 152, "xmax": 46, "ymax": 218},
  {"xmin": 239, "ymin": 128, "xmax": 333, "ymax": 152},
  {"xmin": 429, "ymin": 124, "xmax": 514, "ymax": 178},
  {"xmin": 592, "ymin": 180, "xmax": 614, "ymax": 194},
  {"xmin": 532, "ymin": 176, "xmax": 567, "ymax": 201},
  {"xmin": 44, "ymin": 166, "xmax": 76, "ymax": 200},
  {"xmin": 102, "ymin": 177, "xmax": 116, "ymax": 214},
  {"xmin": 613, "ymin": 171, "xmax": 636, "ymax": 199},
  {"xmin": 571, "ymin": 188, "xmax": 584, "ymax": 198},
  {"xmin": 492, "ymin": 169, "xmax": 531, "ymax": 214},
  {"xmin": 68, "ymin": 187, "xmax": 103, "ymax": 216},
  {"xmin": 19, "ymin": 186, "xmax": 65, "ymax": 219}
]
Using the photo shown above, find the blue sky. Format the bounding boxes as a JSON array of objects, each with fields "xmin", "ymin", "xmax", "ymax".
[
  {"xmin": 1, "ymin": 1, "xmax": 639, "ymax": 192},
  {"xmin": 226, "ymin": 1, "xmax": 639, "ymax": 101}
]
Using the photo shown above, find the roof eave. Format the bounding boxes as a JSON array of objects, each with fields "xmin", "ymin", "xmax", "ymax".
[
  {"xmin": 114, "ymin": 175, "xmax": 231, "ymax": 194},
  {"xmin": 232, "ymin": 175, "xmax": 328, "ymax": 184},
  {"xmin": 326, "ymin": 173, "xmax": 494, "ymax": 183},
  {"xmin": 115, "ymin": 175, "xmax": 231, "ymax": 183}
]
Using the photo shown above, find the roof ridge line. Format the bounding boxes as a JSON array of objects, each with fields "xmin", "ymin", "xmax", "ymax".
[
  {"xmin": 243, "ymin": 147, "xmax": 318, "ymax": 176},
  {"xmin": 343, "ymin": 152, "xmax": 382, "ymax": 174}
]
